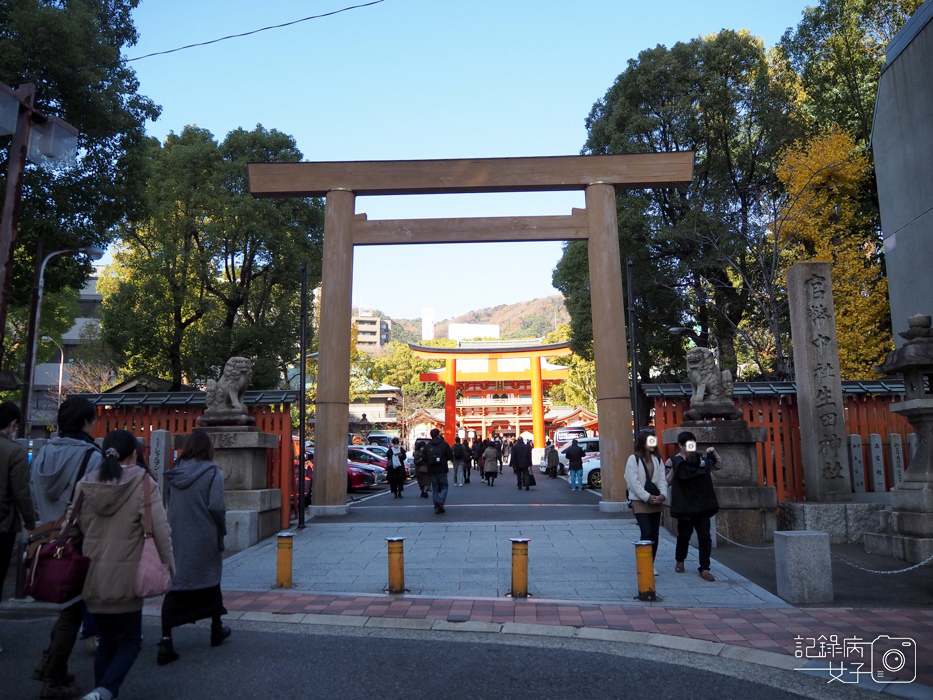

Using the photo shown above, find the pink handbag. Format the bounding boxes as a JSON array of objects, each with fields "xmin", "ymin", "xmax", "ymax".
[{"xmin": 133, "ymin": 477, "xmax": 172, "ymax": 598}]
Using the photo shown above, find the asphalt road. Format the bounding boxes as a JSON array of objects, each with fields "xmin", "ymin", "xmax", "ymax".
[
  {"xmin": 342, "ymin": 466, "xmax": 623, "ymax": 524},
  {"xmin": 0, "ymin": 612, "xmax": 866, "ymax": 700}
]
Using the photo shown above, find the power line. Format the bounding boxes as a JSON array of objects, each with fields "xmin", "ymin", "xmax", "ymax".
[
  {"xmin": 13, "ymin": 0, "xmax": 386, "ymax": 85},
  {"xmin": 126, "ymin": 0, "xmax": 386, "ymax": 64}
]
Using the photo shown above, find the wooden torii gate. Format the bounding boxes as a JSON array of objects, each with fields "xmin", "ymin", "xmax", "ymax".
[{"xmin": 248, "ymin": 153, "xmax": 694, "ymax": 515}]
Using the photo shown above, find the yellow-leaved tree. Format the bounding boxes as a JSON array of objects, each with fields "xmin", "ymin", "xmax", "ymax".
[{"xmin": 776, "ymin": 128, "xmax": 891, "ymax": 378}]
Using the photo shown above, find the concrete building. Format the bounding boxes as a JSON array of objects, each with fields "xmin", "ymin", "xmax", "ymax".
[
  {"xmin": 352, "ymin": 308, "xmax": 391, "ymax": 353},
  {"xmin": 29, "ymin": 265, "xmax": 104, "ymax": 434},
  {"xmin": 873, "ymin": 0, "xmax": 933, "ymax": 347}
]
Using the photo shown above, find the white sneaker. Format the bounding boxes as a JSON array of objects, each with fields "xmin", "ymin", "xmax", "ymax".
[{"xmin": 653, "ymin": 568, "xmax": 659, "ymax": 576}]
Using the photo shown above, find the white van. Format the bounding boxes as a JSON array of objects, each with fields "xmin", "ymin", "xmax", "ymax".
[{"xmin": 540, "ymin": 437, "xmax": 600, "ymax": 471}]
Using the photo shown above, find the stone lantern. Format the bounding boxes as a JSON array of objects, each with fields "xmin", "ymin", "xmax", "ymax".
[
  {"xmin": 865, "ymin": 314, "xmax": 933, "ymax": 562},
  {"xmin": 358, "ymin": 413, "xmax": 372, "ymax": 441}
]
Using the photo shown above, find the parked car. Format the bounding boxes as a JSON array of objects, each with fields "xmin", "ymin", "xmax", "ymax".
[
  {"xmin": 348, "ymin": 447, "xmax": 389, "ymax": 484},
  {"xmin": 295, "ymin": 449, "xmax": 381, "ymax": 499},
  {"xmin": 540, "ymin": 438, "xmax": 600, "ymax": 472},
  {"xmin": 580, "ymin": 453, "xmax": 602, "ymax": 489}
]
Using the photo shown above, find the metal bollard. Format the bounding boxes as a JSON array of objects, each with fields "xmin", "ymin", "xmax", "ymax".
[
  {"xmin": 633, "ymin": 540, "xmax": 657, "ymax": 601},
  {"xmin": 276, "ymin": 532, "xmax": 294, "ymax": 589},
  {"xmin": 386, "ymin": 537, "xmax": 405, "ymax": 593},
  {"xmin": 510, "ymin": 538, "xmax": 531, "ymax": 598}
]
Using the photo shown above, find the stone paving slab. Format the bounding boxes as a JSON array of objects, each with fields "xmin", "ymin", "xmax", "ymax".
[{"xmin": 221, "ymin": 519, "xmax": 787, "ymax": 608}]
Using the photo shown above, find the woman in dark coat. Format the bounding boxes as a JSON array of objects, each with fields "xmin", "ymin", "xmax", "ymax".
[
  {"xmin": 386, "ymin": 437, "xmax": 407, "ymax": 498},
  {"xmin": 157, "ymin": 429, "xmax": 229, "ymax": 665}
]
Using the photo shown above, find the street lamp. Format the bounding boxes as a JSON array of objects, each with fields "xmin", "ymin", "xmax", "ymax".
[
  {"xmin": 0, "ymin": 81, "xmax": 79, "ymax": 363},
  {"xmin": 19, "ymin": 246, "xmax": 104, "ymax": 437},
  {"xmin": 41, "ymin": 335, "xmax": 65, "ymax": 410}
]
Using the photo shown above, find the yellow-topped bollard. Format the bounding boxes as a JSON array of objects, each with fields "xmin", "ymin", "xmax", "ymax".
[
  {"xmin": 276, "ymin": 532, "xmax": 294, "ymax": 589},
  {"xmin": 386, "ymin": 537, "xmax": 405, "ymax": 594},
  {"xmin": 633, "ymin": 540, "xmax": 657, "ymax": 601},
  {"xmin": 510, "ymin": 538, "xmax": 531, "ymax": 598}
]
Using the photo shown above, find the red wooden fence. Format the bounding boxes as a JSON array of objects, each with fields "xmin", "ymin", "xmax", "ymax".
[
  {"xmin": 652, "ymin": 393, "xmax": 913, "ymax": 504},
  {"xmin": 92, "ymin": 402, "xmax": 295, "ymax": 528}
]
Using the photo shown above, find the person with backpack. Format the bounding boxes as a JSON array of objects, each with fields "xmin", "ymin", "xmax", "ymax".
[
  {"xmin": 665, "ymin": 430, "xmax": 720, "ymax": 582},
  {"xmin": 624, "ymin": 429, "xmax": 668, "ymax": 574},
  {"xmin": 451, "ymin": 437, "xmax": 466, "ymax": 487},
  {"xmin": 29, "ymin": 397, "xmax": 103, "ymax": 699},
  {"xmin": 509, "ymin": 436, "xmax": 533, "ymax": 490},
  {"xmin": 423, "ymin": 429, "xmax": 453, "ymax": 514},
  {"xmin": 471, "ymin": 438, "xmax": 484, "ymax": 478},
  {"xmin": 413, "ymin": 440, "xmax": 430, "ymax": 498}
]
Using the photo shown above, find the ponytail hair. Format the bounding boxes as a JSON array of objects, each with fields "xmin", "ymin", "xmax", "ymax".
[{"xmin": 99, "ymin": 429, "xmax": 138, "ymax": 483}]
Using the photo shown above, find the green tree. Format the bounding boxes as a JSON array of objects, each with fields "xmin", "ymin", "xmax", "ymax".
[
  {"xmin": 101, "ymin": 125, "xmax": 324, "ymax": 388},
  {"xmin": 0, "ymin": 1, "xmax": 159, "ymax": 365},
  {"xmin": 567, "ymin": 30, "xmax": 804, "ymax": 379}
]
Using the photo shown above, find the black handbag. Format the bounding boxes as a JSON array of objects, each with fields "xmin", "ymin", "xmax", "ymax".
[{"xmin": 641, "ymin": 459, "xmax": 661, "ymax": 497}]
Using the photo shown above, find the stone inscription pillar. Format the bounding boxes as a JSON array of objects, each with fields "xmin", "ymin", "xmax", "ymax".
[
  {"xmin": 586, "ymin": 183, "xmax": 632, "ymax": 510},
  {"xmin": 787, "ymin": 262, "xmax": 852, "ymax": 501},
  {"xmin": 312, "ymin": 189, "xmax": 355, "ymax": 516}
]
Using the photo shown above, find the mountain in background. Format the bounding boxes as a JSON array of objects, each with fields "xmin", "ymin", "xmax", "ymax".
[{"xmin": 383, "ymin": 295, "xmax": 569, "ymax": 343}]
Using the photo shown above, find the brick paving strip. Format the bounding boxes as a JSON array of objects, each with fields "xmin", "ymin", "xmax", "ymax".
[{"xmin": 164, "ymin": 591, "xmax": 933, "ymax": 688}]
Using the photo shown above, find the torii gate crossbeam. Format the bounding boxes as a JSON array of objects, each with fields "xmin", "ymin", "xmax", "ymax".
[{"xmin": 248, "ymin": 153, "xmax": 694, "ymax": 516}]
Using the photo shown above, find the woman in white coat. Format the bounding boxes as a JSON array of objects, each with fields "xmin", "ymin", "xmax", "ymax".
[{"xmin": 624, "ymin": 429, "xmax": 668, "ymax": 572}]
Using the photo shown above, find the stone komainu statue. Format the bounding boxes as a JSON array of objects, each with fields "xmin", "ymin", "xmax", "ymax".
[
  {"xmin": 197, "ymin": 356, "xmax": 256, "ymax": 427},
  {"xmin": 684, "ymin": 347, "xmax": 743, "ymax": 421}
]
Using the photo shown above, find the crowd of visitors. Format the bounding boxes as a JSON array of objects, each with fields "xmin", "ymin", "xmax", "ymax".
[{"xmin": 0, "ymin": 398, "xmax": 231, "ymax": 700}]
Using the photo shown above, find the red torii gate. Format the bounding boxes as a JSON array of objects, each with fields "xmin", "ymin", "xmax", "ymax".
[{"xmin": 412, "ymin": 341, "xmax": 572, "ymax": 448}]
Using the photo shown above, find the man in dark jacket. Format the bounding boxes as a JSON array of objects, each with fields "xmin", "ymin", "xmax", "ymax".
[
  {"xmin": 423, "ymin": 429, "xmax": 453, "ymax": 514},
  {"xmin": 666, "ymin": 430, "xmax": 720, "ymax": 582},
  {"xmin": 564, "ymin": 439, "xmax": 586, "ymax": 490},
  {"xmin": 0, "ymin": 402, "xmax": 35, "ymax": 607},
  {"xmin": 509, "ymin": 437, "xmax": 533, "ymax": 490}
]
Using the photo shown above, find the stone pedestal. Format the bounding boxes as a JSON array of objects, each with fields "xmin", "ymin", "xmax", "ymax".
[
  {"xmin": 779, "ymin": 502, "xmax": 885, "ymax": 544},
  {"xmin": 774, "ymin": 531, "xmax": 833, "ymax": 604},
  {"xmin": 864, "ymin": 482, "xmax": 933, "ymax": 562},
  {"xmin": 663, "ymin": 421, "xmax": 777, "ymax": 544},
  {"xmin": 174, "ymin": 427, "xmax": 280, "ymax": 552}
]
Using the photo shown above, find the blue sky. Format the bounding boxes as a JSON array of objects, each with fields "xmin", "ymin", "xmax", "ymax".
[{"xmin": 128, "ymin": 0, "xmax": 813, "ymax": 321}]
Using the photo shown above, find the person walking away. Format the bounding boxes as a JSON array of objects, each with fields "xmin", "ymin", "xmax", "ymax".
[
  {"xmin": 495, "ymin": 438, "xmax": 503, "ymax": 473},
  {"xmin": 471, "ymin": 438, "xmax": 484, "ymax": 479},
  {"xmin": 385, "ymin": 437, "xmax": 407, "ymax": 498},
  {"xmin": 544, "ymin": 440, "xmax": 559, "ymax": 478},
  {"xmin": 451, "ymin": 437, "xmax": 466, "ymax": 487},
  {"xmin": 624, "ymin": 429, "xmax": 667, "ymax": 575},
  {"xmin": 462, "ymin": 438, "xmax": 472, "ymax": 484},
  {"xmin": 69, "ymin": 429, "xmax": 174, "ymax": 700},
  {"xmin": 666, "ymin": 431, "xmax": 720, "ymax": 582},
  {"xmin": 0, "ymin": 402, "xmax": 36, "ymax": 606},
  {"xmin": 564, "ymin": 439, "xmax": 585, "ymax": 491},
  {"xmin": 413, "ymin": 440, "xmax": 430, "ymax": 498},
  {"xmin": 509, "ymin": 436, "xmax": 532, "ymax": 490},
  {"xmin": 423, "ymin": 429, "xmax": 453, "ymax": 514},
  {"xmin": 502, "ymin": 438, "xmax": 512, "ymax": 465},
  {"xmin": 30, "ymin": 397, "xmax": 102, "ymax": 699},
  {"xmin": 482, "ymin": 441, "xmax": 499, "ymax": 486},
  {"xmin": 157, "ymin": 429, "xmax": 230, "ymax": 665}
]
